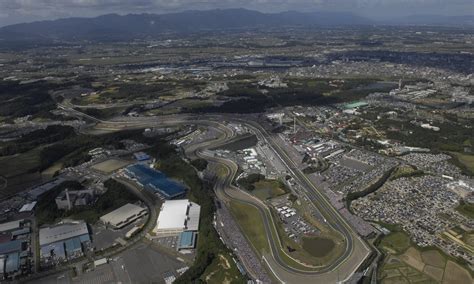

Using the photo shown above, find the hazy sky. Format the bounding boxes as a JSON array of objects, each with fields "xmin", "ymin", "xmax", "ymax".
[{"xmin": 0, "ymin": 0, "xmax": 472, "ymax": 27}]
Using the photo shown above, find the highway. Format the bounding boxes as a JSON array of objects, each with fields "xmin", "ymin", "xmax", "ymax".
[{"xmin": 61, "ymin": 107, "xmax": 372, "ymax": 283}]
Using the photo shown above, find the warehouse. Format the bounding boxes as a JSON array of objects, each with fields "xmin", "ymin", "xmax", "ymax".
[
  {"xmin": 124, "ymin": 164, "xmax": 186, "ymax": 199},
  {"xmin": 154, "ymin": 199, "xmax": 200, "ymax": 237},
  {"xmin": 39, "ymin": 221, "xmax": 91, "ymax": 267},
  {"xmin": 100, "ymin": 203, "xmax": 148, "ymax": 229}
]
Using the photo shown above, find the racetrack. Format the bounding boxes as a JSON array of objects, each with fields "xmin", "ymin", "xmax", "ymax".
[{"xmin": 63, "ymin": 107, "xmax": 372, "ymax": 283}]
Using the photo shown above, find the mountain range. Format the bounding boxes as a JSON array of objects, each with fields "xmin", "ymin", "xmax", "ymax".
[{"xmin": 0, "ymin": 9, "xmax": 472, "ymax": 42}]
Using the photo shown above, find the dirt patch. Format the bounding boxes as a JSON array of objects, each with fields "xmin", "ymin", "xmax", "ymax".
[
  {"xmin": 383, "ymin": 276, "xmax": 409, "ymax": 284},
  {"xmin": 91, "ymin": 158, "xmax": 130, "ymax": 174},
  {"xmin": 443, "ymin": 260, "xmax": 472, "ymax": 284},
  {"xmin": 400, "ymin": 247, "xmax": 425, "ymax": 271},
  {"xmin": 421, "ymin": 250, "xmax": 446, "ymax": 268},
  {"xmin": 423, "ymin": 265, "xmax": 444, "ymax": 282},
  {"xmin": 219, "ymin": 254, "xmax": 231, "ymax": 270}
]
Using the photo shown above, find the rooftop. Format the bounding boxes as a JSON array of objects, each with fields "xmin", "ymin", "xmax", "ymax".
[
  {"xmin": 0, "ymin": 220, "xmax": 24, "ymax": 233},
  {"xmin": 99, "ymin": 203, "xmax": 147, "ymax": 227},
  {"xmin": 156, "ymin": 199, "xmax": 201, "ymax": 231},
  {"xmin": 39, "ymin": 221, "xmax": 89, "ymax": 246},
  {"xmin": 178, "ymin": 231, "xmax": 196, "ymax": 249},
  {"xmin": 126, "ymin": 164, "xmax": 186, "ymax": 198}
]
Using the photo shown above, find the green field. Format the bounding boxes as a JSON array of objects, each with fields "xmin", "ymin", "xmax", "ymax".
[
  {"xmin": 200, "ymin": 253, "xmax": 246, "ymax": 284},
  {"xmin": 378, "ymin": 230, "xmax": 473, "ymax": 283},
  {"xmin": 301, "ymin": 237, "xmax": 336, "ymax": 258},
  {"xmin": 380, "ymin": 232, "xmax": 411, "ymax": 254},
  {"xmin": 450, "ymin": 152, "xmax": 474, "ymax": 176},
  {"xmin": 456, "ymin": 201, "xmax": 474, "ymax": 219},
  {"xmin": 389, "ymin": 165, "xmax": 425, "ymax": 181},
  {"xmin": 229, "ymin": 201, "xmax": 270, "ymax": 254},
  {"xmin": 0, "ymin": 147, "xmax": 45, "ymax": 197},
  {"xmin": 252, "ymin": 179, "xmax": 288, "ymax": 201}
]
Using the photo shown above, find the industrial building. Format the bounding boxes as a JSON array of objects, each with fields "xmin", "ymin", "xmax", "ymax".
[
  {"xmin": 0, "ymin": 219, "xmax": 31, "ymax": 280},
  {"xmin": 39, "ymin": 221, "xmax": 91, "ymax": 267},
  {"xmin": 55, "ymin": 189, "xmax": 95, "ymax": 210},
  {"xmin": 124, "ymin": 164, "xmax": 187, "ymax": 199},
  {"xmin": 154, "ymin": 199, "xmax": 200, "ymax": 238},
  {"xmin": 100, "ymin": 203, "xmax": 147, "ymax": 229}
]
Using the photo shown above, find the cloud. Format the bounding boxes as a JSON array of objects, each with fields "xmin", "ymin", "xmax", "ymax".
[{"xmin": 0, "ymin": 0, "xmax": 472, "ymax": 26}]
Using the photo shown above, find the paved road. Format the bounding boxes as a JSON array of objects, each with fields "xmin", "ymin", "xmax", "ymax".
[{"xmin": 60, "ymin": 108, "xmax": 372, "ymax": 283}]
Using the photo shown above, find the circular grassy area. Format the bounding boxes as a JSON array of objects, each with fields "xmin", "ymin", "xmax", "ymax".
[{"xmin": 302, "ymin": 237, "xmax": 335, "ymax": 258}]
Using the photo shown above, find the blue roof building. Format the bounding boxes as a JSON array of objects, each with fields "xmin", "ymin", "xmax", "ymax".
[
  {"xmin": 133, "ymin": 152, "xmax": 151, "ymax": 161},
  {"xmin": 125, "ymin": 164, "xmax": 187, "ymax": 199},
  {"xmin": 177, "ymin": 231, "xmax": 196, "ymax": 250}
]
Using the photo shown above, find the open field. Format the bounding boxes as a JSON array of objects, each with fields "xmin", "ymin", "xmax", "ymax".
[
  {"xmin": 380, "ymin": 232, "xmax": 411, "ymax": 254},
  {"xmin": 200, "ymin": 253, "xmax": 245, "ymax": 284},
  {"xmin": 229, "ymin": 200, "xmax": 270, "ymax": 254},
  {"xmin": 456, "ymin": 201, "xmax": 474, "ymax": 219},
  {"xmin": 301, "ymin": 237, "xmax": 335, "ymax": 258},
  {"xmin": 443, "ymin": 260, "xmax": 472, "ymax": 284},
  {"xmin": 252, "ymin": 179, "xmax": 287, "ymax": 201},
  {"xmin": 421, "ymin": 250, "xmax": 445, "ymax": 268},
  {"xmin": 270, "ymin": 207, "xmax": 345, "ymax": 267},
  {"xmin": 378, "ymin": 231, "xmax": 473, "ymax": 284},
  {"xmin": 41, "ymin": 162, "xmax": 63, "ymax": 179},
  {"xmin": 0, "ymin": 147, "xmax": 44, "ymax": 197},
  {"xmin": 91, "ymin": 158, "xmax": 131, "ymax": 174},
  {"xmin": 449, "ymin": 152, "xmax": 474, "ymax": 176}
]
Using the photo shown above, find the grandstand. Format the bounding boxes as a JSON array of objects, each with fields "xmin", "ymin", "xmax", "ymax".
[{"xmin": 124, "ymin": 164, "xmax": 186, "ymax": 199}]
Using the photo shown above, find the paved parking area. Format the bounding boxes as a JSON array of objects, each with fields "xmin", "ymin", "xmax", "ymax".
[
  {"xmin": 154, "ymin": 235, "xmax": 179, "ymax": 250},
  {"xmin": 92, "ymin": 217, "xmax": 146, "ymax": 251},
  {"xmin": 31, "ymin": 241, "xmax": 187, "ymax": 284}
]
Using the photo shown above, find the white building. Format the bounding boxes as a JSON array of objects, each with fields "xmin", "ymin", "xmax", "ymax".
[
  {"xmin": 154, "ymin": 199, "xmax": 201, "ymax": 237},
  {"xmin": 100, "ymin": 203, "xmax": 148, "ymax": 229}
]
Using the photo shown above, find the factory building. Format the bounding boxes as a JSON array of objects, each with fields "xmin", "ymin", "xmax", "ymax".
[
  {"xmin": 100, "ymin": 203, "xmax": 147, "ymax": 229},
  {"xmin": 0, "ymin": 219, "xmax": 31, "ymax": 280},
  {"xmin": 55, "ymin": 189, "xmax": 95, "ymax": 210},
  {"xmin": 39, "ymin": 221, "xmax": 91, "ymax": 267},
  {"xmin": 124, "ymin": 164, "xmax": 187, "ymax": 199},
  {"xmin": 154, "ymin": 200, "xmax": 200, "ymax": 243}
]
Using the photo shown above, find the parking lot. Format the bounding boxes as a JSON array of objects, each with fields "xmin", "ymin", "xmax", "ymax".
[
  {"xmin": 31, "ymin": 241, "xmax": 187, "ymax": 284},
  {"xmin": 91, "ymin": 217, "xmax": 146, "ymax": 251},
  {"xmin": 274, "ymin": 204, "xmax": 318, "ymax": 242},
  {"xmin": 154, "ymin": 235, "xmax": 179, "ymax": 250}
]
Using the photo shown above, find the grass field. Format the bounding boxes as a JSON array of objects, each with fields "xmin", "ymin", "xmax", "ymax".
[
  {"xmin": 456, "ymin": 201, "xmax": 474, "ymax": 219},
  {"xmin": 270, "ymin": 207, "xmax": 345, "ymax": 268},
  {"xmin": 252, "ymin": 179, "xmax": 287, "ymax": 201},
  {"xmin": 389, "ymin": 165, "xmax": 424, "ymax": 181},
  {"xmin": 380, "ymin": 232, "xmax": 411, "ymax": 254},
  {"xmin": 229, "ymin": 201, "xmax": 270, "ymax": 254},
  {"xmin": 301, "ymin": 237, "xmax": 335, "ymax": 258},
  {"xmin": 378, "ymin": 231, "xmax": 473, "ymax": 284},
  {"xmin": 449, "ymin": 152, "xmax": 474, "ymax": 176},
  {"xmin": 0, "ymin": 147, "xmax": 45, "ymax": 197},
  {"xmin": 200, "ymin": 253, "xmax": 245, "ymax": 284},
  {"xmin": 91, "ymin": 158, "xmax": 131, "ymax": 174}
]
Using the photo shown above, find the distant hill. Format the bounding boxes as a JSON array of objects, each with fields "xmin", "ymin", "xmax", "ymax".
[
  {"xmin": 0, "ymin": 9, "xmax": 471, "ymax": 44},
  {"xmin": 0, "ymin": 9, "xmax": 372, "ymax": 42},
  {"xmin": 387, "ymin": 15, "xmax": 474, "ymax": 27}
]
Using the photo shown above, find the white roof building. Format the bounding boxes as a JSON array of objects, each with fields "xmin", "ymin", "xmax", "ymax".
[
  {"xmin": 100, "ymin": 203, "xmax": 148, "ymax": 229},
  {"xmin": 0, "ymin": 220, "xmax": 24, "ymax": 233},
  {"xmin": 19, "ymin": 201, "xmax": 37, "ymax": 213},
  {"xmin": 154, "ymin": 199, "xmax": 201, "ymax": 236}
]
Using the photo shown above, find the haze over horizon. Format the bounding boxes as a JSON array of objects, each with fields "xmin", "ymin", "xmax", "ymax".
[{"xmin": 0, "ymin": 0, "xmax": 473, "ymax": 27}]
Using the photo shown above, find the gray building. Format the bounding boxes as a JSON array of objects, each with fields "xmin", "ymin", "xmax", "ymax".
[
  {"xmin": 55, "ymin": 189, "xmax": 95, "ymax": 210},
  {"xmin": 39, "ymin": 221, "xmax": 91, "ymax": 267}
]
